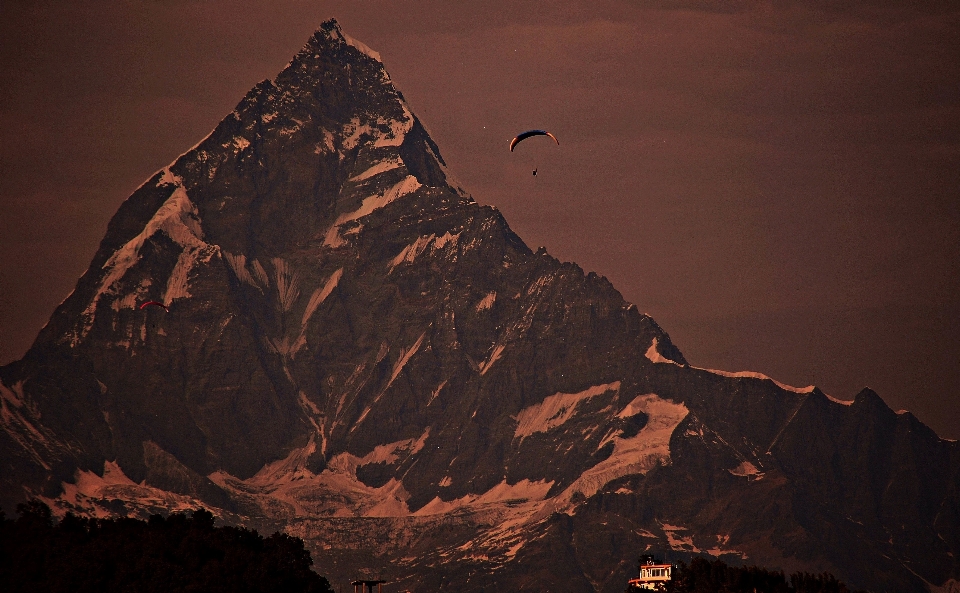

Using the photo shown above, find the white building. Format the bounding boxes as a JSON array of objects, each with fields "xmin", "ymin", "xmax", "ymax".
[{"xmin": 627, "ymin": 556, "xmax": 672, "ymax": 590}]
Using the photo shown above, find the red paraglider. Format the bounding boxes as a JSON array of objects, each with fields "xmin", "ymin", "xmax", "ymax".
[
  {"xmin": 509, "ymin": 130, "xmax": 559, "ymax": 152},
  {"xmin": 139, "ymin": 301, "xmax": 168, "ymax": 312}
]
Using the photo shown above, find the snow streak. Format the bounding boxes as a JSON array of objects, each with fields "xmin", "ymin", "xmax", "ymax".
[
  {"xmin": 301, "ymin": 269, "xmax": 343, "ymax": 328},
  {"xmin": 272, "ymin": 258, "xmax": 301, "ymax": 313},
  {"xmin": 514, "ymin": 382, "xmax": 621, "ymax": 441},
  {"xmin": 324, "ymin": 176, "xmax": 422, "ymax": 247}
]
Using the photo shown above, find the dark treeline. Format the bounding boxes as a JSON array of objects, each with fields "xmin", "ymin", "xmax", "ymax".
[
  {"xmin": 0, "ymin": 500, "xmax": 334, "ymax": 593},
  {"xmin": 637, "ymin": 557, "xmax": 866, "ymax": 593}
]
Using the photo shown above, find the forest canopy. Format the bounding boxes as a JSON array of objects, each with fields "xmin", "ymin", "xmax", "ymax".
[
  {"xmin": 0, "ymin": 500, "xmax": 334, "ymax": 593},
  {"xmin": 635, "ymin": 556, "xmax": 866, "ymax": 593}
]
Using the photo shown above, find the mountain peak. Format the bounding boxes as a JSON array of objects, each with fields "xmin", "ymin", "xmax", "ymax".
[
  {"xmin": 317, "ymin": 17, "xmax": 344, "ymax": 38},
  {"xmin": 315, "ymin": 18, "xmax": 384, "ymax": 63},
  {"xmin": 294, "ymin": 18, "xmax": 385, "ymax": 76},
  {"xmin": 29, "ymin": 17, "xmax": 455, "ymax": 356}
]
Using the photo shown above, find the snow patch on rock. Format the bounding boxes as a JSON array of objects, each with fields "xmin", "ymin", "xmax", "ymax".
[
  {"xmin": 704, "ymin": 534, "xmax": 747, "ymax": 559},
  {"xmin": 248, "ymin": 436, "xmax": 320, "ymax": 487},
  {"xmin": 223, "ymin": 252, "xmax": 257, "ymax": 289},
  {"xmin": 1, "ymin": 380, "xmax": 55, "ymax": 471},
  {"xmin": 342, "ymin": 30, "xmax": 383, "ymax": 62},
  {"xmin": 301, "ymin": 269, "xmax": 343, "ymax": 328},
  {"xmin": 479, "ymin": 344, "xmax": 505, "ymax": 375},
  {"xmin": 433, "ymin": 231, "xmax": 460, "ymax": 251},
  {"xmin": 662, "ymin": 523, "xmax": 701, "ymax": 552},
  {"xmin": 696, "ymin": 366, "xmax": 815, "ymax": 394},
  {"xmin": 211, "ymin": 430, "xmax": 432, "ymax": 519},
  {"xmin": 476, "ymin": 292, "xmax": 496, "ymax": 312},
  {"xmin": 49, "ymin": 460, "xmax": 203, "ymax": 519},
  {"xmin": 728, "ymin": 461, "xmax": 762, "ymax": 479},
  {"xmin": 390, "ymin": 234, "xmax": 436, "ymax": 272},
  {"xmin": 825, "ymin": 393, "xmax": 854, "ymax": 406},
  {"xmin": 374, "ymin": 103, "xmax": 414, "ymax": 148},
  {"xmin": 73, "ymin": 169, "xmax": 212, "ymax": 344},
  {"xmin": 354, "ymin": 333, "xmax": 427, "ymax": 427},
  {"xmin": 514, "ymin": 382, "xmax": 621, "ymax": 441},
  {"xmin": 349, "ymin": 156, "xmax": 402, "ymax": 182},
  {"xmin": 324, "ymin": 176, "xmax": 422, "ymax": 247},
  {"xmin": 340, "ymin": 104, "xmax": 413, "ymax": 151},
  {"xmin": 272, "ymin": 257, "xmax": 301, "ymax": 313},
  {"xmin": 428, "ymin": 380, "xmax": 447, "ymax": 406},
  {"xmin": 414, "ymin": 478, "xmax": 555, "ymax": 517},
  {"xmin": 645, "ymin": 337, "xmax": 681, "ymax": 365},
  {"xmin": 545, "ymin": 393, "xmax": 688, "ymax": 514}
]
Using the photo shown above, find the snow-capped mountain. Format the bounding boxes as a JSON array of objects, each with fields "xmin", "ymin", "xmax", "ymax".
[{"xmin": 2, "ymin": 20, "xmax": 958, "ymax": 593}]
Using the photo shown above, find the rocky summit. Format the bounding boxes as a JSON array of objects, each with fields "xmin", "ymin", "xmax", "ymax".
[{"xmin": 1, "ymin": 20, "xmax": 958, "ymax": 593}]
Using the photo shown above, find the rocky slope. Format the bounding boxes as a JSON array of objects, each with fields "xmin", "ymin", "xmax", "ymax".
[{"xmin": 2, "ymin": 20, "xmax": 958, "ymax": 593}]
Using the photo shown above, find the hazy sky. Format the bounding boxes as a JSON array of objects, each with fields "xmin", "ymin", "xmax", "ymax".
[{"xmin": 2, "ymin": 1, "xmax": 958, "ymax": 438}]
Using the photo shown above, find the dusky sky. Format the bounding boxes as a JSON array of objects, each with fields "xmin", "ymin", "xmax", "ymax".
[{"xmin": 2, "ymin": 0, "xmax": 958, "ymax": 438}]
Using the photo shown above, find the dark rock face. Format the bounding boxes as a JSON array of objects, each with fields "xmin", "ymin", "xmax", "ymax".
[{"xmin": 2, "ymin": 20, "xmax": 958, "ymax": 593}]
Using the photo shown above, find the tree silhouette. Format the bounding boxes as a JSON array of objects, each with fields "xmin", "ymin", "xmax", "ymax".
[{"xmin": 0, "ymin": 501, "xmax": 334, "ymax": 593}]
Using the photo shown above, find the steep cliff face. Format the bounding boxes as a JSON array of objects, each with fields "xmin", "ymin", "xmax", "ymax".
[{"xmin": 2, "ymin": 20, "xmax": 958, "ymax": 593}]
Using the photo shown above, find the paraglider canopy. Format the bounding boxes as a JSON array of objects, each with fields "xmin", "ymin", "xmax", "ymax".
[
  {"xmin": 509, "ymin": 130, "xmax": 559, "ymax": 152},
  {"xmin": 139, "ymin": 301, "xmax": 168, "ymax": 312}
]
